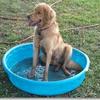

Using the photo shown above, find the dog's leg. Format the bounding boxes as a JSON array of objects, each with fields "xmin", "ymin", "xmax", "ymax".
[
  {"xmin": 44, "ymin": 50, "xmax": 52, "ymax": 81},
  {"xmin": 33, "ymin": 46, "xmax": 40, "ymax": 67},
  {"xmin": 67, "ymin": 60, "xmax": 82, "ymax": 71},
  {"xmin": 62, "ymin": 64, "xmax": 71, "ymax": 75},
  {"xmin": 34, "ymin": 35, "xmax": 41, "ymax": 65},
  {"xmin": 62, "ymin": 45, "xmax": 72, "ymax": 75},
  {"xmin": 40, "ymin": 37, "xmax": 57, "ymax": 81},
  {"xmin": 28, "ymin": 35, "xmax": 40, "ymax": 78}
]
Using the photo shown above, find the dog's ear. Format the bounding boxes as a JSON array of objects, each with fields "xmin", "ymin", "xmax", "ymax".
[{"xmin": 43, "ymin": 6, "xmax": 56, "ymax": 24}]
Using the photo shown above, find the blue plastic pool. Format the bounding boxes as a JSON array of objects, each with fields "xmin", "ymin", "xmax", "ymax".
[{"xmin": 2, "ymin": 43, "xmax": 90, "ymax": 96}]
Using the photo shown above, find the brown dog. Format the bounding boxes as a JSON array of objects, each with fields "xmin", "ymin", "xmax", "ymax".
[{"xmin": 27, "ymin": 3, "xmax": 82, "ymax": 81}]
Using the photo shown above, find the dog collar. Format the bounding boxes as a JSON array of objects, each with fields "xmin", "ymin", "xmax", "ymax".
[{"xmin": 37, "ymin": 22, "xmax": 54, "ymax": 35}]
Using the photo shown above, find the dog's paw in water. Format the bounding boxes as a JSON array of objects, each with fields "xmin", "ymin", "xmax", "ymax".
[
  {"xmin": 27, "ymin": 65, "xmax": 45, "ymax": 81},
  {"xmin": 35, "ymin": 65, "xmax": 45, "ymax": 81},
  {"xmin": 27, "ymin": 68, "xmax": 35, "ymax": 79},
  {"xmin": 70, "ymin": 70, "xmax": 77, "ymax": 77}
]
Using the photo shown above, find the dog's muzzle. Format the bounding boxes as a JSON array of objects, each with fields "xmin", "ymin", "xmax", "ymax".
[{"xmin": 27, "ymin": 16, "xmax": 41, "ymax": 26}]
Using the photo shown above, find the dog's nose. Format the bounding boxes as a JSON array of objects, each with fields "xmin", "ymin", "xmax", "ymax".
[{"xmin": 27, "ymin": 15, "xmax": 30, "ymax": 19}]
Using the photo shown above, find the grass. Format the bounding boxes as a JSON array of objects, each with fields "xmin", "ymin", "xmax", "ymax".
[{"xmin": 0, "ymin": 0, "xmax": 100, "ymax": 98}]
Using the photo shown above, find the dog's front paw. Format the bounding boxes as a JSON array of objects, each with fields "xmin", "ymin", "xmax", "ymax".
[
  {"xmin": 43, "ymin": 76, "xmax": 48, "ymax": 81},
  {"xmin": 27, "ymin": 68, "xmax": 35, "ymax": 79},
  {"xmin": 43, "ymin": 72, "xmax": 48, "ymax": 81}
]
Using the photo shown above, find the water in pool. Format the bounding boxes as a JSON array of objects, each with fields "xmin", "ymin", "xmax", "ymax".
[{"xmin": 11, "ymin": 58, "xmax": 80, "ymax": 81}]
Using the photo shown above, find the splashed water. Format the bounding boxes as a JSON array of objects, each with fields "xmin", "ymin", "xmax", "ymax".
[{"xmin": 11, "ymin": 58, "xmax": 79, "ymax": 81}]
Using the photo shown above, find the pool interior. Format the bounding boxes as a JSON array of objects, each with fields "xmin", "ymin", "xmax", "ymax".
[{"xmin": 11, "ymin": 58, "xmax": 82, "ymax": 81}]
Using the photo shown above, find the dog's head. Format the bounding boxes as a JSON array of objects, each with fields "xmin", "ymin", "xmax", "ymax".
[{"xmin": 27, "ymin": 3, "xmax": 56, "ymax": 27}]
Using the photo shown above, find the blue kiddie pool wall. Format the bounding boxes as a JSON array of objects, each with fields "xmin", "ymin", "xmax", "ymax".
[{"xmin": 2, "ymin": 43, "xmax": 90, "ymax": 96}]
